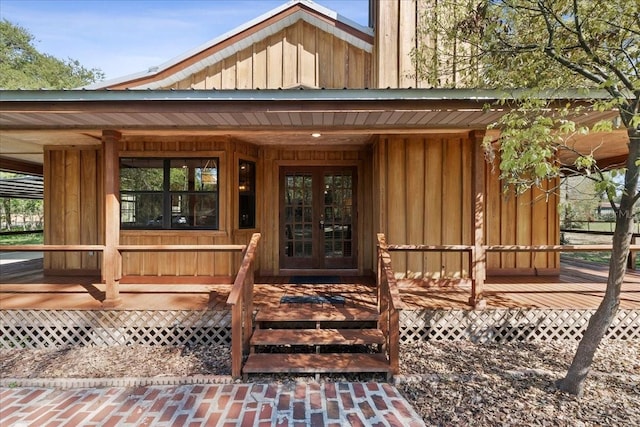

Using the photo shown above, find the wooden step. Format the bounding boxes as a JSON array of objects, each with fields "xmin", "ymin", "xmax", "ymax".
[
  {"xmin": 250, "ymin": 328, "xmax": 385, "ymax": 346},
  {"xmin": 242, "ymin": 353, "xmax": 391, "ymax": 375},
  {"xmin": 255, "ymin": 306, "xmax": 379, "ymax": 323}
]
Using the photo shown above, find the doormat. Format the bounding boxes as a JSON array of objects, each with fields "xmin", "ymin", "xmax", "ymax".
[
  {"xmin": 280, "ymin": 294, "xmax": 345, "ymax": 305},
  {"xmin": 289, "ymin": 276, "xmax": 341, "ymax": 284}
]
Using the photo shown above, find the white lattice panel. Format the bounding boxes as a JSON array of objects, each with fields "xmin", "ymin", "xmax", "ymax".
[
  {"xmin": 2, "ymin": 308, "xmax": 638, "ymax": 349},
  {"xmin": 400, "ymin": 309, "xmax": 640, "ymax": 343},
  {"xmin": 0, "ymin": 310, "xmax": 231, "ymax": 349}
]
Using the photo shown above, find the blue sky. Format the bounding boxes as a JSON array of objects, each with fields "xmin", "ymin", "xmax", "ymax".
[{"xmin": 1, "ymin": 0, "xmax": 370, "ymax": 80}]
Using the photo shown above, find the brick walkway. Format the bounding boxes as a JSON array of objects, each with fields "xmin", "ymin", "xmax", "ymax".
[{"xmin": 0, "ymin": 381, "xmax": 425, "ymax": 426}]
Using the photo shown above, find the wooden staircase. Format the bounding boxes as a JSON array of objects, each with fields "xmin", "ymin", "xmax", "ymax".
[{"xmin": 242, "ymin": 304, "xmax": 392, "ymax": 379}]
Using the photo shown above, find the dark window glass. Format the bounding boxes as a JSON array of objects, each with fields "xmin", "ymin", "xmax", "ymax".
[
  {"xmin": 238, "ymin": 160, "xmax": 256, "ymax": 229},
  {"xmin": 120, "ymin": 158, "xmax": 219, "ymax": 230}
]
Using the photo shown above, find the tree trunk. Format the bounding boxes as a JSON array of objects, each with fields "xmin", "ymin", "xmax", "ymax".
[
  {"xmin": 1, "ymin": 198, "xmax": 11, "ymax": 229},
  {"xmin": 557, "ymin": 126, "xmax": 640, "ymax": 396}
]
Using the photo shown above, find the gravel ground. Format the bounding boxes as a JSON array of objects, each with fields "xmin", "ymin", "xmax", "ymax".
[{"xmin": 1, "ymin": 340, "xmax": 639, "ymax": 425}]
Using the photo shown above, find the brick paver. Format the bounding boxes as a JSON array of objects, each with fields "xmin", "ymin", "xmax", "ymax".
[{"xmin": 0, "ymin": 382, "xmax": 425, "ymax": 426}]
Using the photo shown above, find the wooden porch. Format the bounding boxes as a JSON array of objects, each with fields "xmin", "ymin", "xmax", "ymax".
[
  {"xmin": 2, "ymin": 260, "xmax": 640, "ymax": 311},
  {"xmin": 2, "ymin": 234, "xmax": 640, "ymax": 379}
]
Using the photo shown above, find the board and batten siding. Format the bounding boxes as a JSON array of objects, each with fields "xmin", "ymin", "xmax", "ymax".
[
  {"xmin": 170, "ymin": 20, "xmax": 371, "ymax": 90},
  {"xmin": 257, "ymin": 145, "xmax": 374, "ymax": 275},
  {"xmin": 44, "ymin": 146, "xmax": 103, "ymax": 273},
  {"xmin": 373, "ymin": 0, "xmax": 480, "ymax": 89},
  {"xmin": 373, "ymin": 135, "xmax": 559, "ymax": 278}
]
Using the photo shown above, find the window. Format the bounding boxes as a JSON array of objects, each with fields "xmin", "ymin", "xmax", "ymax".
[
  {"xmin": 238, "ymin": 160, "xmax": 256, "ymax": 229},
  {"xmin": 120, "ymin": 158, "xmax": 219, "ymax": 230}
]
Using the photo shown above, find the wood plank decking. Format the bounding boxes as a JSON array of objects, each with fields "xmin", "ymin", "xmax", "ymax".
[{"xmin": 1, "ymin": 258, "xmax": 639, "ymax": 311}]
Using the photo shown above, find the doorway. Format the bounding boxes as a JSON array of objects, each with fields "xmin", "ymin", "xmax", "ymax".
[{"xmin": 280, "ymin": 166, "xmax": 357, "ymax": 270}]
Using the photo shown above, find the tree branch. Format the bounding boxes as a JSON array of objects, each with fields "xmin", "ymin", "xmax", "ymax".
[{"xmin": 570, "ymin": 0, "xmax": 635, "ymax": 91}]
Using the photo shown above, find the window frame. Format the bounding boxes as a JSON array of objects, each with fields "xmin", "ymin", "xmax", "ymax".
[
  {"xmin": 238, "ymin": 158, "xmax": 257, "ymax": 229},
  {"xmin": 120, "ymin": 157, "xmax": 220, "ymax": 231}
]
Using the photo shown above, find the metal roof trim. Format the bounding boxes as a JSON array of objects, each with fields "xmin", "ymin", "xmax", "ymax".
[{"xmin": 0, "ymin": 88, "xmax": 615, "ymax": 103}]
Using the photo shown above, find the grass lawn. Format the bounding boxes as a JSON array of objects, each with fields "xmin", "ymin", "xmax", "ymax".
[
  {"xmin": 561, "ymin": 251, "xmax": 640, "ymax": 269},
  {"xmin": 0, "ymin": 232, "xmax": 44, "ymax": 245}
]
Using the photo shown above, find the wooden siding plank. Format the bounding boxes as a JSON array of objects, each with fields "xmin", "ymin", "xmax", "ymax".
[
  {"xmin": 300, "ymin": 22, "xmax": 317, "ymax": 87},
  {"xmin": 347, "ymin": 45, "xmax": 365, "ymax": 89},
  {"xmin": 387, "ymin": 137, "xmax": 407, "ymax": 274},
  {"xmin": 80, "ymin": 150, "xmax": 98, "ymax": 270},
  {"xmin": 332, "ymin": 37, "xmax": 347, "ymax": 88},
  {"xmin": 50, "ymin": 150, "xmax": 66, "ymax": 270},
  {"xmin": 485, "ymin": 159, "xmax": 502, "ymax": 269},
  {"xmin": 462, "ymin": 136, "xmax": 472, "ymax": 275},
  {"xmin": 376, "ymin": 0, "xmax": 399, "ymax": 87},
  {"xmin": 516, "ymin": 190, "xmax": 533, "ymax": 268},
  {"xmin": 424, "ymin": 138, "xmax": 443, "ymax": 275},
  {"xmin": 283, "ymin": 24, "xmax": 299, "ymax": 87},
  {"xmin": 252, "ymin": 39, "xmax": 268, "ymax": 89},
  {"xmin": 406, "ymin": 137, "xmax": 425, "ymax": 277},
  {"xmin": 317, "ymin": 29, "xmax": 333, "ymax": 88},
  {"xmin": 531, "ymin": 186, "xmax": 548, "ymax": 269},
  {"xmin": 43, "ymin": 149, "xmax": 52, "ymax": 270},
  {"xmin": 399, "ymin": 0, "xmax": 417, "ymax": 87},
  {"xmin": 206, "ymin": 63, "xmax": 222, "ymax": 89},
  {"xmin": 442, "ymin": 138, "xmax": 463, "ymax": 274},
  {"xmin": 267, "ymin": 33, "xmax": 284, "ymax": 89},
  {"xmin": 222, "ymin": 55, "xmax": 237, "ymax": 89},
  {"xmin": 501, "ymin": 191, "xmax": 517, "ymax": 269},
  {"xmin": 236, "ymin": 47, "xmax": 253, "ymax": 89}
]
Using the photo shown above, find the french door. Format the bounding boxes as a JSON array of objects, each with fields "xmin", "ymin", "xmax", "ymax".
[{"xmin": 280, "ymin": 166, "xmax": 357, "ymax": 270}]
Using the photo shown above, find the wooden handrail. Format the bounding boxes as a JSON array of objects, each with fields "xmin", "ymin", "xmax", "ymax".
[
  {"xmin": 387, "ymin": 244, "xmax": 473, "ymax": 252},
  {"xmin": 226, "ymin": 233, "xmax": 261, "ymax": 379},
  {"xmin": 0, "ymin": 245, "xmax": 105, "ymax": 251},
  {"xmin": 117, "ymin": 244, "xmax": 246, "ymax": 252},
  {"xmin": 486, "ymin": 244, "xmax": 640, "ymax": 252},
  {"xmin": 376, "ymin": 233, "xmax": 405, "ymax": 375}
]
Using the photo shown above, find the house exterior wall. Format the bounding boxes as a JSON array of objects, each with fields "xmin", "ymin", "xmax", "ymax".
[
  {"xmin": 44, "ymin": 146, "xmax": 103, "ymax": 274},
  {"xmin": 373, "ymin": 134, "xmax": 559, "ymax": 277},
  {"xmin": 40, "ymin": 2, "xmax": 559, "ymax": 278},
  {"xmin": 161, "ymin": 20, "xmax": 371, "ymax": 90}
]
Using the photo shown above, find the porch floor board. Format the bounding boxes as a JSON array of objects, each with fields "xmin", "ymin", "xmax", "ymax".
[{"xmin": 1, "ymin": 259, "xmax": 639, "ymax": 310}]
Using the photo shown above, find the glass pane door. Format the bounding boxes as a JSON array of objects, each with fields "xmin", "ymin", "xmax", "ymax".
[
  {"xmin": 282, "ymin": 172, "xmax": 314, "ymax": 268},
  {"xmin": 280, "ymin": 167, "xmax": 356, "ymax": 270}
]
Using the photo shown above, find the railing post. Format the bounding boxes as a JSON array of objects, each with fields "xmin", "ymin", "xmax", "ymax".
[
  {"xmin": 470, "ymin": 130, "xmax": 486, "ymax": 309},
  {"xmin": 227, "ymin": 233, "xmax": 260, "ymax": 379},
  {"xmin": 102, "ymin": 130, "xmax": 122, "ymax": 308},
  {"xmin": 242, "ymin": 262, "xmax": 254, "ymax": 353}
]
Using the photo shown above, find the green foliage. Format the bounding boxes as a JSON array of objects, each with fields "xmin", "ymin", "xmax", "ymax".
[
  {"xmin": 460, "ymin": 0, "xmax": 639, "ymax": 198},
  {"xmin": 0, "ymin": 19, "xmax": 104, "ymax": 89}
]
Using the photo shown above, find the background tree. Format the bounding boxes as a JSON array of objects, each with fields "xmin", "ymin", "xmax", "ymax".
[
  {"xmin": 0, "ymin": 19, "xmax": 103, "ymax": 89},
  {"xmin": 414, "ymin": 0, "xmax": 639, "ymax": 395}
]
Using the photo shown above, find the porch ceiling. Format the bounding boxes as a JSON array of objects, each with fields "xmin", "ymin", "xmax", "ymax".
[{"xmin": 0, "ymin": 89, "xmax": 627, "ymax": 168}]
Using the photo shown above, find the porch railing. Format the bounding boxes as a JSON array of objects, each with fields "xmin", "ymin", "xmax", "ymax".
[
  {"xmin": 376, "ymin": 234, "xmax": 406, "ymax": 374},
  {"xmin": 226, "ymin": 233, "xmax": 261, "ymax": 378}
]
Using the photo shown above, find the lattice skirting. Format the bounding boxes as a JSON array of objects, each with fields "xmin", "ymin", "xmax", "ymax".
[
  {"xmin": 1, "ymin": 309, "xmax": 638, "ymax": 349},
  {"xmin": 400, "ymin": 309, "xmax": 640, "ymax": 342},
  {"xmin": 0, "ymin": 310, "xmax": 231, "ymax": 348}
]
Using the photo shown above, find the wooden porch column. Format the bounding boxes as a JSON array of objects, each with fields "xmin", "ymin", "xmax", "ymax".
[
  {"xmin": 102, "ymin": 130, "xmax": 122, "ymax": 308},
  {"xmin": 469, "ymin": 130, "xmax": 487, "ymax": 309}
]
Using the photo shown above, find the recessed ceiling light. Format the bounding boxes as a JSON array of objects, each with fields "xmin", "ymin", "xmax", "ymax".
[{"xmin": 311, "ymin": 133, "xmax": 321, "ymax": 138}]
